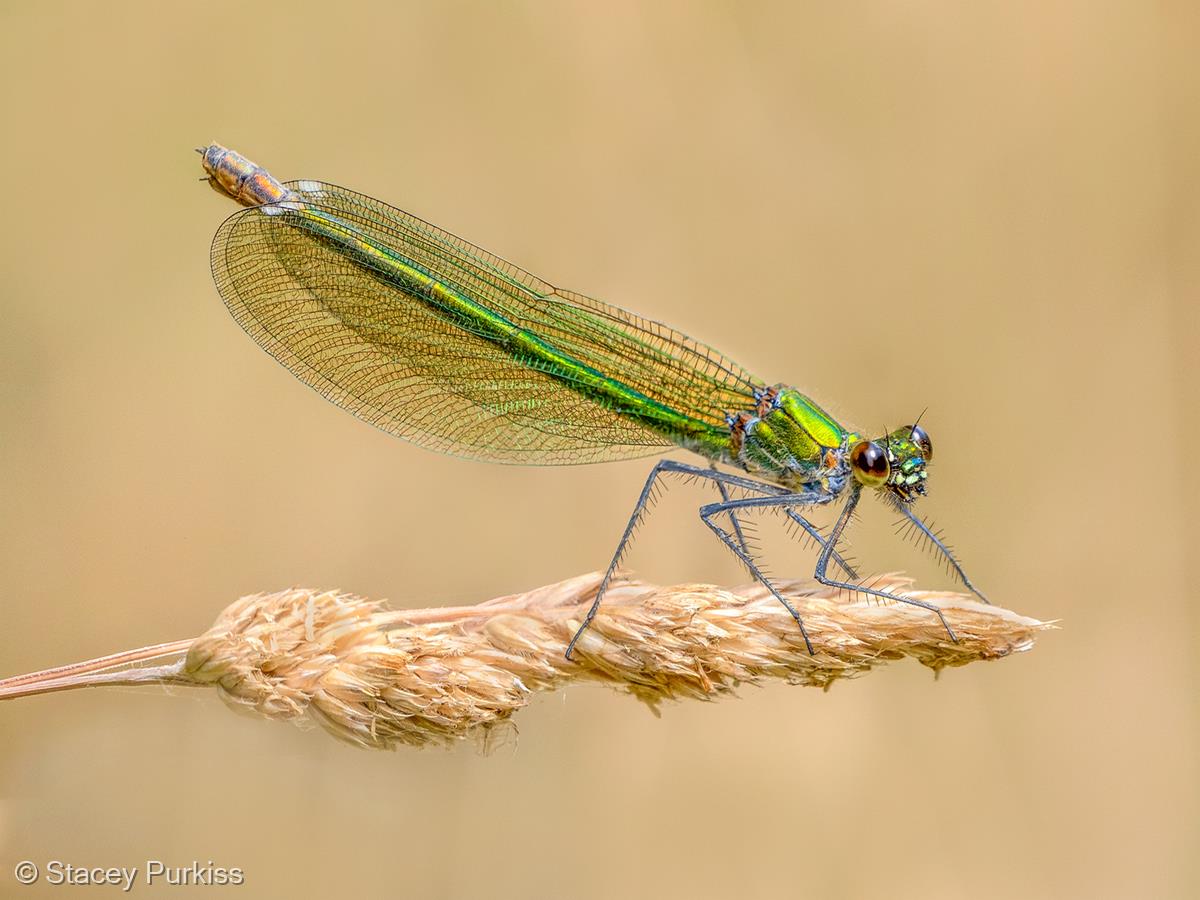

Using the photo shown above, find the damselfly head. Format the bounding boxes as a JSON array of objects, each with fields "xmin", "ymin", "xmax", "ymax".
[{"xmin": 851, "ymin": 424, "xmax": 932, "ymax": 502}]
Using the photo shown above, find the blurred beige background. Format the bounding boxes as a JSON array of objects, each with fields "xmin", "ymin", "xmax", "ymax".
[{"xmin": 1, "ymin": 2, "xmax": 1196, "ymax": 897}]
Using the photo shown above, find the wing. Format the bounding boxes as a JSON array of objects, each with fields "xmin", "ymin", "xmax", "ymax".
[{"xmin": 209, "ymin": 180, "xmax": 762, "ymax": 465}]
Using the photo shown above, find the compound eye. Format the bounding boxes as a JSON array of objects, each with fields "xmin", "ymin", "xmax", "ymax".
[
  {"xmin": 850, "ymin": 440, "xmax": 890, "ymax": 487},
  {"xmin": 908, "ymin": 424, "xmax": 933, "ymax": 461}
]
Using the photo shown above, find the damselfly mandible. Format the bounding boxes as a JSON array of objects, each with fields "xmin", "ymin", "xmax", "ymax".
[{"xmin": 199, "ymin": 143, "xmax": 989, "ymax": 659}]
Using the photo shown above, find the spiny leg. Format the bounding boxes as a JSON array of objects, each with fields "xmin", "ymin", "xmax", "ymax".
[
  {"xmin": 814, "ymin": 485, "xmax": 959, "ymax": 642},
  {"xmin": 566, "ymin": 462, "xmax": 857, "ymax": 659},
  {"xmin": 893, "ymin": 501, "xmax": 990, "ymax": 604},
  {"xmin": 784, "ymin": 510, "xmax": 860, "ymax": 581},
  {"xmin": 701, "ymin": 488, "xmax": 858, "ymax": 582},
  {"xmin": 566, "ymin": 460, "xmax": 786, "ymax": 659},
  {"xmin": 698, "ymin": 491, "xmax": 839, "ymax": 656},
  {"xmin": 703, "ymin": 473, "xmax": 859, "ymax": 575},
  {"xmin": 710, "ymin": 462, "xmax": 749, "ymax": 555}
]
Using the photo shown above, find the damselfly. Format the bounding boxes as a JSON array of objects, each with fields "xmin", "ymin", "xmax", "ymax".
[{"xmin": 199, "ymin": 143, "xmax": 989, "ymax": 658}]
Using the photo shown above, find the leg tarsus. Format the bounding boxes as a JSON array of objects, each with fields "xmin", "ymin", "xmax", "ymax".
[
  {"xmin": 812, "ymin": 572, "xmax": 960, "ymax": 643},
  {"xmin": 817, "ymin": 487, "xmax": 959, "ymax": 643}
]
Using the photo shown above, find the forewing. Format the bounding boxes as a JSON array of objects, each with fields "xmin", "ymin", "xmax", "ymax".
[
  {"xmin": 290, "ymin": 182, "xmax": 763, "ymax": 422},
  {"xmin": 209, "ymin": 181, "xmax": 759, "ymax": 464}
]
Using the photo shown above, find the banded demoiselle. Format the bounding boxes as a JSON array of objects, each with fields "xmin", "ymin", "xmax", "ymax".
[{"xmin": 200, "ymin": 143, "xmax": 989, "ymax": 658}]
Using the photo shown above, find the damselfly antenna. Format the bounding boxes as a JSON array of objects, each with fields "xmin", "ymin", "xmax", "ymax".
[{"xmin": 910, "ymin": 406, "xmax": 929, "ymax": 441}]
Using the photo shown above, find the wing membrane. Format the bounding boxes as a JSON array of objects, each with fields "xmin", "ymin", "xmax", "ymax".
[{"xmin": 209, "ymin": 181, "xmax": 761, "ymax": 464}]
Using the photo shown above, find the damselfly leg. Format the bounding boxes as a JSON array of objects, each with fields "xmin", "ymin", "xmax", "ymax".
[
  {"xmin": 893, "ymin": 502, "xmax": 990, "ymax": 604},
  {"xmin": 698, "ymin": 486, "xmax": 841, "ymax": 655},
  {"xmin": 810, "ymin": 485, "xmax": 959, "ymax": 642},
  {"xmin": 565, "ymin": 461, "xmax": 856, "ymax": 659},
  {"xmin": 710, "ymin": 463, "xmax": 750, "ymax": 556}
]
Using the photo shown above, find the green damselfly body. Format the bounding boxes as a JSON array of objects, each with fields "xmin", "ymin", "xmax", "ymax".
[{"xmin": 200, "ymin": 143, "xmax": 989, "ymax": 659}]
